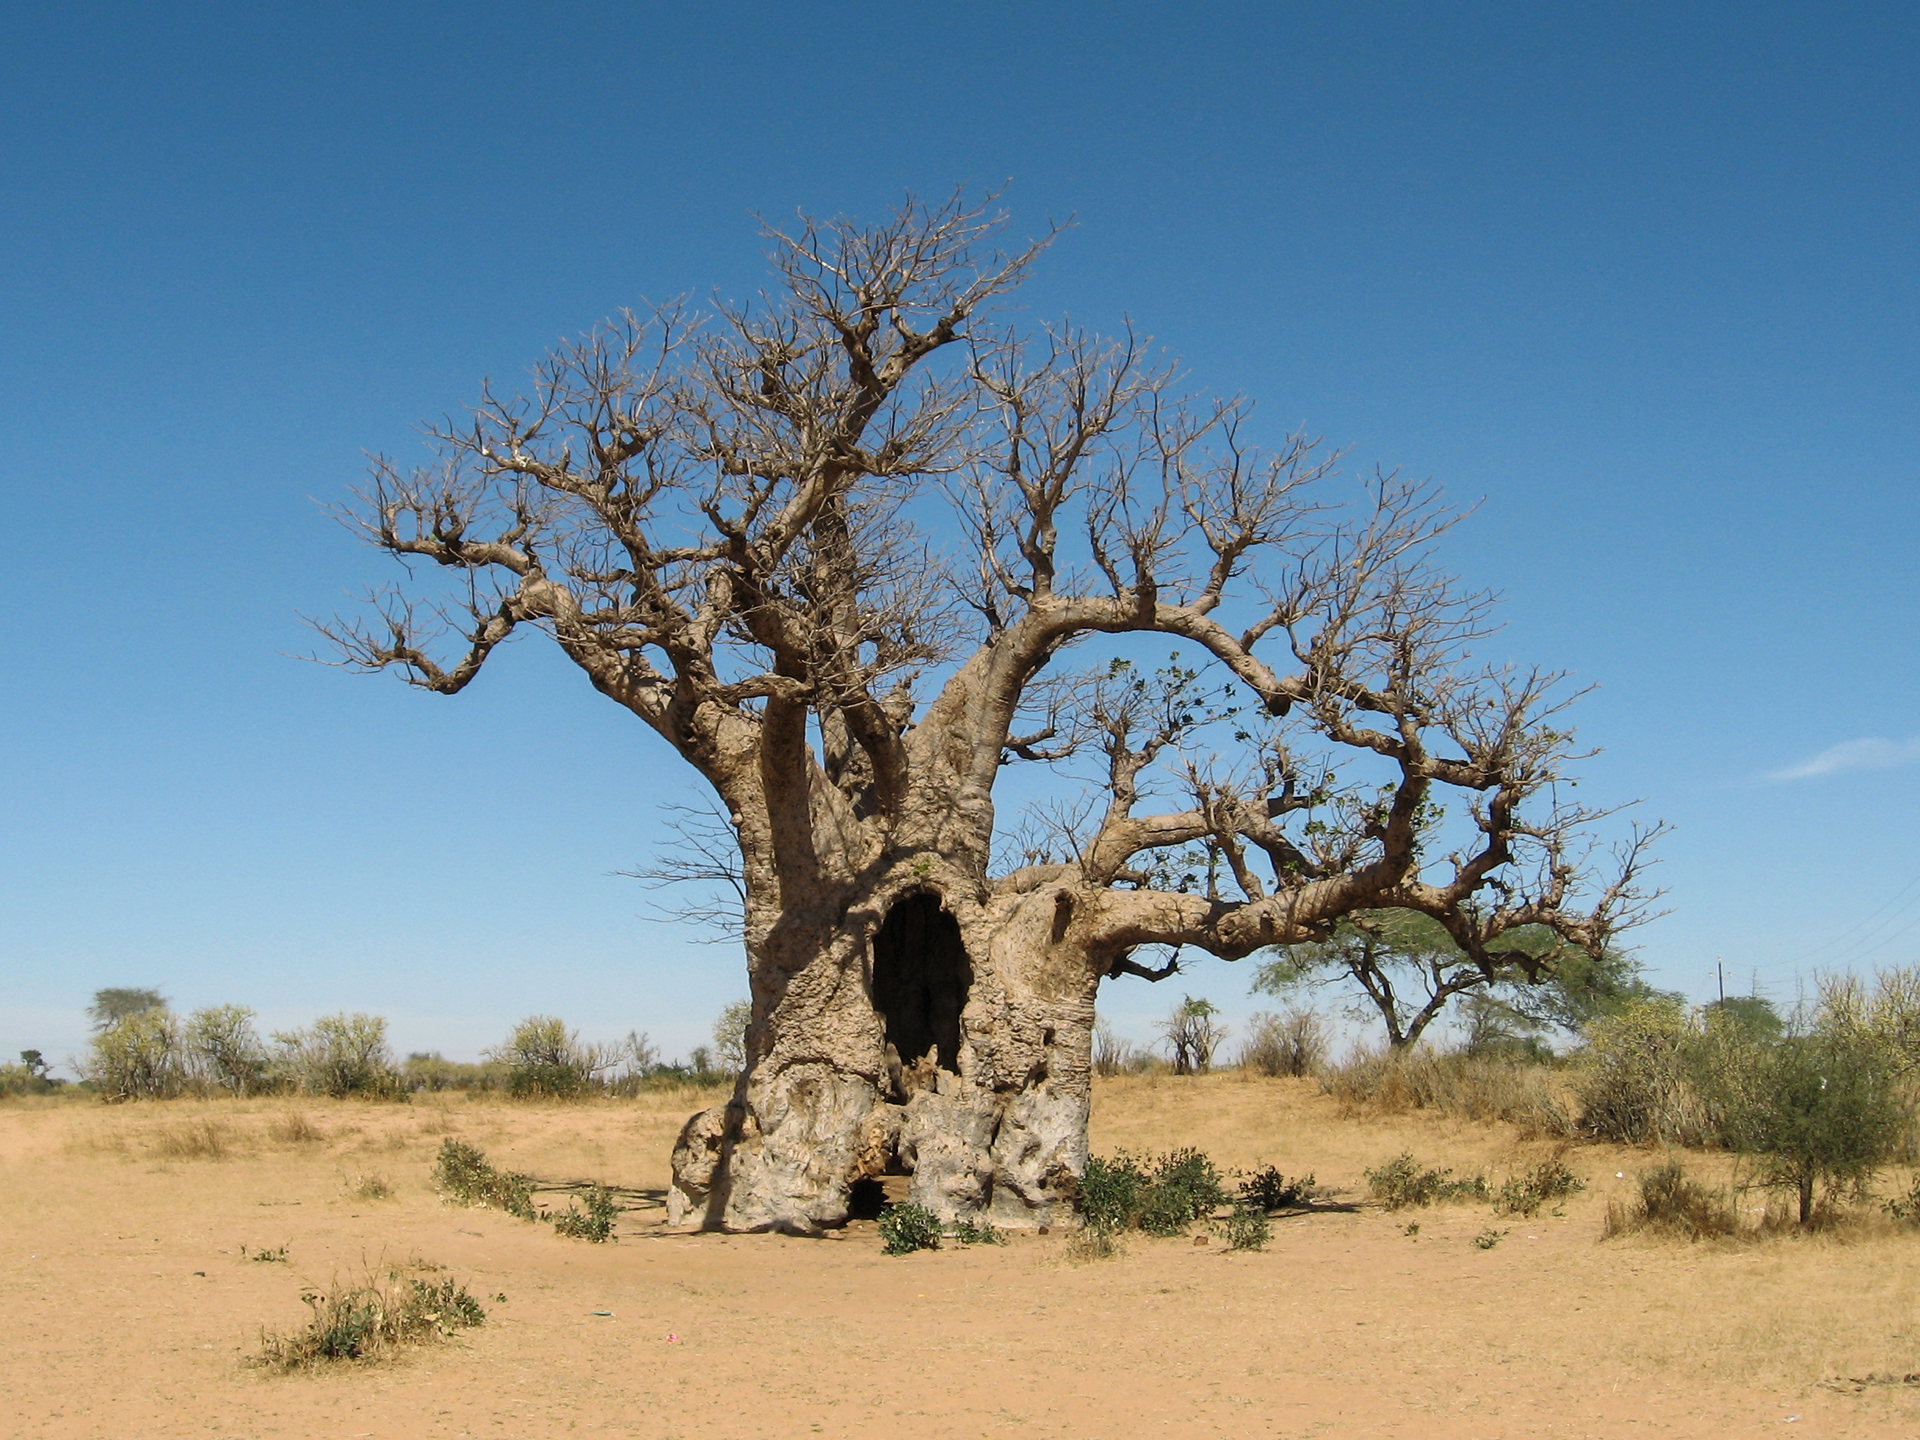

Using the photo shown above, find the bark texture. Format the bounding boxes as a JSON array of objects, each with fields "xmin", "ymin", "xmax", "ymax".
[{"xmin": 324, "ymin": 192, "xmax": 1660, "ymax": 1232}]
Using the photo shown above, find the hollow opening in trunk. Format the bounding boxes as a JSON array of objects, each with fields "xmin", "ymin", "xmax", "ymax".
[{"xmin": 872, "ymin": 891, "xmax": 971, "ymax": 1074}]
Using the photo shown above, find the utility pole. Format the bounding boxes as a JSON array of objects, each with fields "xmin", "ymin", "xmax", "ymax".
[{"xmin": 1717, "ymin": 957, "xmax": 1726, "ymax": 1006}]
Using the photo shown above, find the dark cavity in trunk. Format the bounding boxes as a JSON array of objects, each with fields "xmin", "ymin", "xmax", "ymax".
[{"xmin": 872, "ymin": 892, "xmax": 971, "ymax": 1082}]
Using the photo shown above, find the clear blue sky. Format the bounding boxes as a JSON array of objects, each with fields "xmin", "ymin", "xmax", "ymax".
[{"xmin": 4, "ymin": 2, "xmax": 1917, "ymax": 1069}]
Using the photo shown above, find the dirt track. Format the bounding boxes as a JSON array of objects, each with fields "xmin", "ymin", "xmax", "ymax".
[{"xmin": 4, "ymin": 1075, "xmax": 1917, "ymax": 1438}]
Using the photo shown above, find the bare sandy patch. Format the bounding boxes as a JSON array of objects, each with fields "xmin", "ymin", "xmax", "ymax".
[{"xmin": 4, "ymin": 1075, "xmax": 1917, "ymax": 1438}]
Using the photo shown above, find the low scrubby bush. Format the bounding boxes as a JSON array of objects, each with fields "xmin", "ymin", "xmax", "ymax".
[
  {"xmin": 877, "ymin": 1201, "xmax": 941, "ymax": 1255},
  {"xmin": 432, "ymin": 1139, "xmax": 536, "ymax": 1220},
  {"xmin": 1238, "ymin": 1165, "xmax": 1316, "ymax": 1212},
  {"xmin": 273, "ymin": 1014, "xmax": 404, "ymax": 1099},
  {"xmin": 87, "ymin": 1009, "xmax": 186, "ymax": 1101},
  {"xmin": 550, "ymin": 1186, "xmax": 619, "ymax": 1242},
  {"xmin": 947, "ymin": 1216, "xmax": 1006, "ymax": 1245},
  {"xmin": 488, "ymin": 1016, "xmax": 609, "ymax": 1099},
  {"xmin": 1493, "ymin": 1154, "xmax": 1586, "ymax": 1217},
  {"xmin": 1364, "ymin": 1152, "xmax": 1489, "ymax": 1210},
  {"xmin": 1601, "ymin": 1160, "xmax": 1740, "ymax": 1240},
  {"xmin": 255, "ymin": 1263, "xmax": 485, "ymax": 1367},
  {"xmin": 1077, "ymin": 1148, "xmax": 1228, "ymax": 1236},
  {"xmin": 1221, "ymin": 1205, "xmax": 1272, "ymax": 1251}
]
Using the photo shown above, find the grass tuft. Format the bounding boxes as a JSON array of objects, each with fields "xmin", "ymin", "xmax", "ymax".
[{"xmin": 254, "ymin": 1263, "xmax": 484, "ymax": 1368}]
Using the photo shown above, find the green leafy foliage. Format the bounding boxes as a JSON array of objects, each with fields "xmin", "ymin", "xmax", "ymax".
[
  {"xmin": 1078, "ymin": 1149, "xmax": 1227, "ymax": 1236},
  {"xmin": 947, "ymin": 1216, "xmax": 1006, "ymax": 1245},
  {"xmin": 1237, "ymin": 1166, "xmax": 1316, "ymax": 1212},
  {"xmin": 877, "ymin": 1201, "xmax": 942, "ymax": 1255},
  {"xmin": 487, "ymin": 1015, "xmax": 605, "ymax": 1099},
  {"xmin": 1364, "ymin": 1153, "xmax": 1489, "ymax": 1210},
  {"xmin": 550, "ymin": 1186, "xmax": 619, "ymax": 1242},
  {"xmin": 1493, "ymin": 1156, "xmax": 1586, "ymax": 1217},
  {"xmin": 1221, "ymin": 1206, "xmax": 1272, "ymax": 1251},
  {"xmin": 432, "ymin": 1139, "xmax": 536, "ymax": 1221}
]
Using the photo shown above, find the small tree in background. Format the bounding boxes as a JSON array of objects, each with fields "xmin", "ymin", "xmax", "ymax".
[
  {"xmin": 1160, "ymin": 997, "xmax": 1226, "ymax": 1075},
  {"xmin": 86, "ymin": 987, "xmax": 167, "ymax": 1033},
  {"xmin": 86, "ymin": 1009, "xmax": 184, "ymax": 1100},
  {"xmin": 711, "ymin": 1000, "xmax": 752, "ymax": 1076},
  {"xmin": 1092, "ymin": 1021, "xmax": 1140, "ymax": 1077},
  {"xmin": 274, "ymin": 1013, "xmax": 403, "ymax": 1099},
  {"xmin": 1722, "ymin": 1028, "xmax": 1906, "ymax": 1226},
  {"xmin": 488, "ymin": 1016, "xmax": 606, "ymax": 1098},
  {"xmin": 184, "ymin": 1004, "xmax": 269, "ymax": 1095}
]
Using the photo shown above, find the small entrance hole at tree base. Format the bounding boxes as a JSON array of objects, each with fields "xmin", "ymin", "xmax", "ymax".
[{"xmin": 872, "ymin": 892, "xmax": 972, "ymax": 1075}]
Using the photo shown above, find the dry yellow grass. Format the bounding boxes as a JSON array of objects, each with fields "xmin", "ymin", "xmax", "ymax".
[{"xmin": 3, "ymin": 1075, "xmax": 1918, "ymax": 1437}]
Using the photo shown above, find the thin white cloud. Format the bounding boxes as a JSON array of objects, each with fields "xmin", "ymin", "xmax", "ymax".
[{"xmin": 1769, "ymin": 736, "xmax": 1920, "ymax": 782}]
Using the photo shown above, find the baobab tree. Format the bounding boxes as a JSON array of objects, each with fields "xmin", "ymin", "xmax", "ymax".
[{"xmin": 322, "ymin": 193, "xmax": 1657, "ymax": 1233}]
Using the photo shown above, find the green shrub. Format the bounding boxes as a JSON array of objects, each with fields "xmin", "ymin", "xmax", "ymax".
[
  {"xmin": 1136, "ymin": 1148, "xmax": 1228, "ymax": 1235},
  {"xmin": 1221, "ymin": 1206, "xmax": 1271, "ymax": 1251},
  {"xmin": 402, "ymin": 1052, "xmax": 508, "ymax": 1092},
  {"xmin": 1601, "ymin": 1160, "xmax": 1740, "ymax": 1241},
  {"xmin": 947, "ymin": 1216, "xmax": 1006, "ymax": 1245},
  {"xmin": 1574, "ymin": 999, "xmax": 1705, "ymax": 1145},
  {"xmin": 1493, "ymin": 1155, "xmax": 1586, "ymax": 1217},
  {"xmin": 877, "ymin": 1201, "xmax": 941, "ymax": 1255},
  {"xmin": 1720, "ymin": 1030, "xmax": 1907, "ymax": 1226},
  {"xmin": 1238, "ymin": 1166, "xmax": 1316, "ymax": 1212},
  {"xmin": 1472, "ymin": 1228, "xmax": 1506, "ymax": 1250},
  {"xmin": 550, "ymin": 1186, "xmax": 619, "ymax": 1242},
  {"xmin": 432, "ymin": 1138, "xmax": 536, "ymax": 1221},
  {"xmin": 1078, "ymin": 1153, "xmax": 1150, "ymax": 1232},
  {"xmin": 255, "ymin": 1264, "xmax": 484, "ymax": 1367},
  {"xmin": 1077, "ymin": 1148, "xmax": 1227, "ymax": 1236},
  {"xmin": 1364, "ymin": 1153, "xmax": 1488, "ymax": 1210}
]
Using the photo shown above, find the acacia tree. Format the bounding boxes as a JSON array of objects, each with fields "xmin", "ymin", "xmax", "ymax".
[{"xmin": 322, "ymin": 194, "xmax": 1657, "ymax": 1233}]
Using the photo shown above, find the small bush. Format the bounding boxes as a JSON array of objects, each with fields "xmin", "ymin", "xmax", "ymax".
[
  {"xmin": 1886, "ymin": 1174, "xmax": 1920, "ymax": 1226},
  {"xmin": 255, "ymin": 1264, "xmax": 484, "ymax": 1367},
  {"xmin": 1493, "ymin": 1155, "xmax": 1586, "ymax": 1218},
  {"xmin": 346, "ymin": 1171, "xmax": 394, "ymax": 1202},
  {"xmin": 1078, "ymin": 1153, "xmax": 1149, "ymax": 1232},
  {"xmin": 1222, "ymin": 1206, "xmax": 1272, "ymax": 1251},
  {"xmin": 1239, "ymin": 1010, "xmax": 1328, "ymax": 1078},
  {"xmin": 1365, "ymin": 1153, "xmax": 1488, "ymax": 1210},
  {"xmin": 877, "ymin": 1201, "xmax": 941, "ymax": 1255},
  {"xmin": 1077, "ymin": 1149, "xmax": 1227, "ymax": 1236},
  {"xmin": 948, "ymin": 1216, "xmax": 1006, "ymax": 1245},
  {"xmin": 1602, "ymin": 1160, "xmax": 1740, "ymax": 1241},
  {"xmin": 152, "ymin": 1117, "xmax": 235, "ymax": 1160},
  {"xmin": 432, "ymin": 1138, "xmax": 536, "ymax": 1221},
  {"xmin": 244, "ymin": 1244, "xmax": 289, "ymax": 1263},
  {"xmin": 1238, "ymin": 1166, "xmax": 1316, "ymax": 1212},
  {"xmin": 184, "ymin": 1005, "xmax": 269, "ymax": 1095},
  {"xmin": 402, "ymin": 1052, "xmax": 508, "ymax": 1093},
  {"xmin": 1472, "ymin": 1228, "xmax": 1507, "ymax": 1250},
  {"xmin": 1574, "ymin": 999, "xmax": 1705, "ymax": 1145},
  {"xmin": 1066, "ymin": 1226, "xmax": 1121, "ymax": 1262},
  {"xmin": 550, "ymin": 1186, "xmax": 619, "ymax": 1242},
  {"xmin": 1136, "ymin": 1148, "xmax": 1228, "ymax": 1235}
]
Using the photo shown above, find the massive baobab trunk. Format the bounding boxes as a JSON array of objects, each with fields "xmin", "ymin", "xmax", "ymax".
[{"xmin": 324, "ymin": 193, "xmax": 1659, "ymax": 1233}]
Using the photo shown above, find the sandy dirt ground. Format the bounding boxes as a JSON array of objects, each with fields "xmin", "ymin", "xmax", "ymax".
[{"xmin": 5, "ymin": 1074, "xmax": 1920, "ymax": 1439}]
